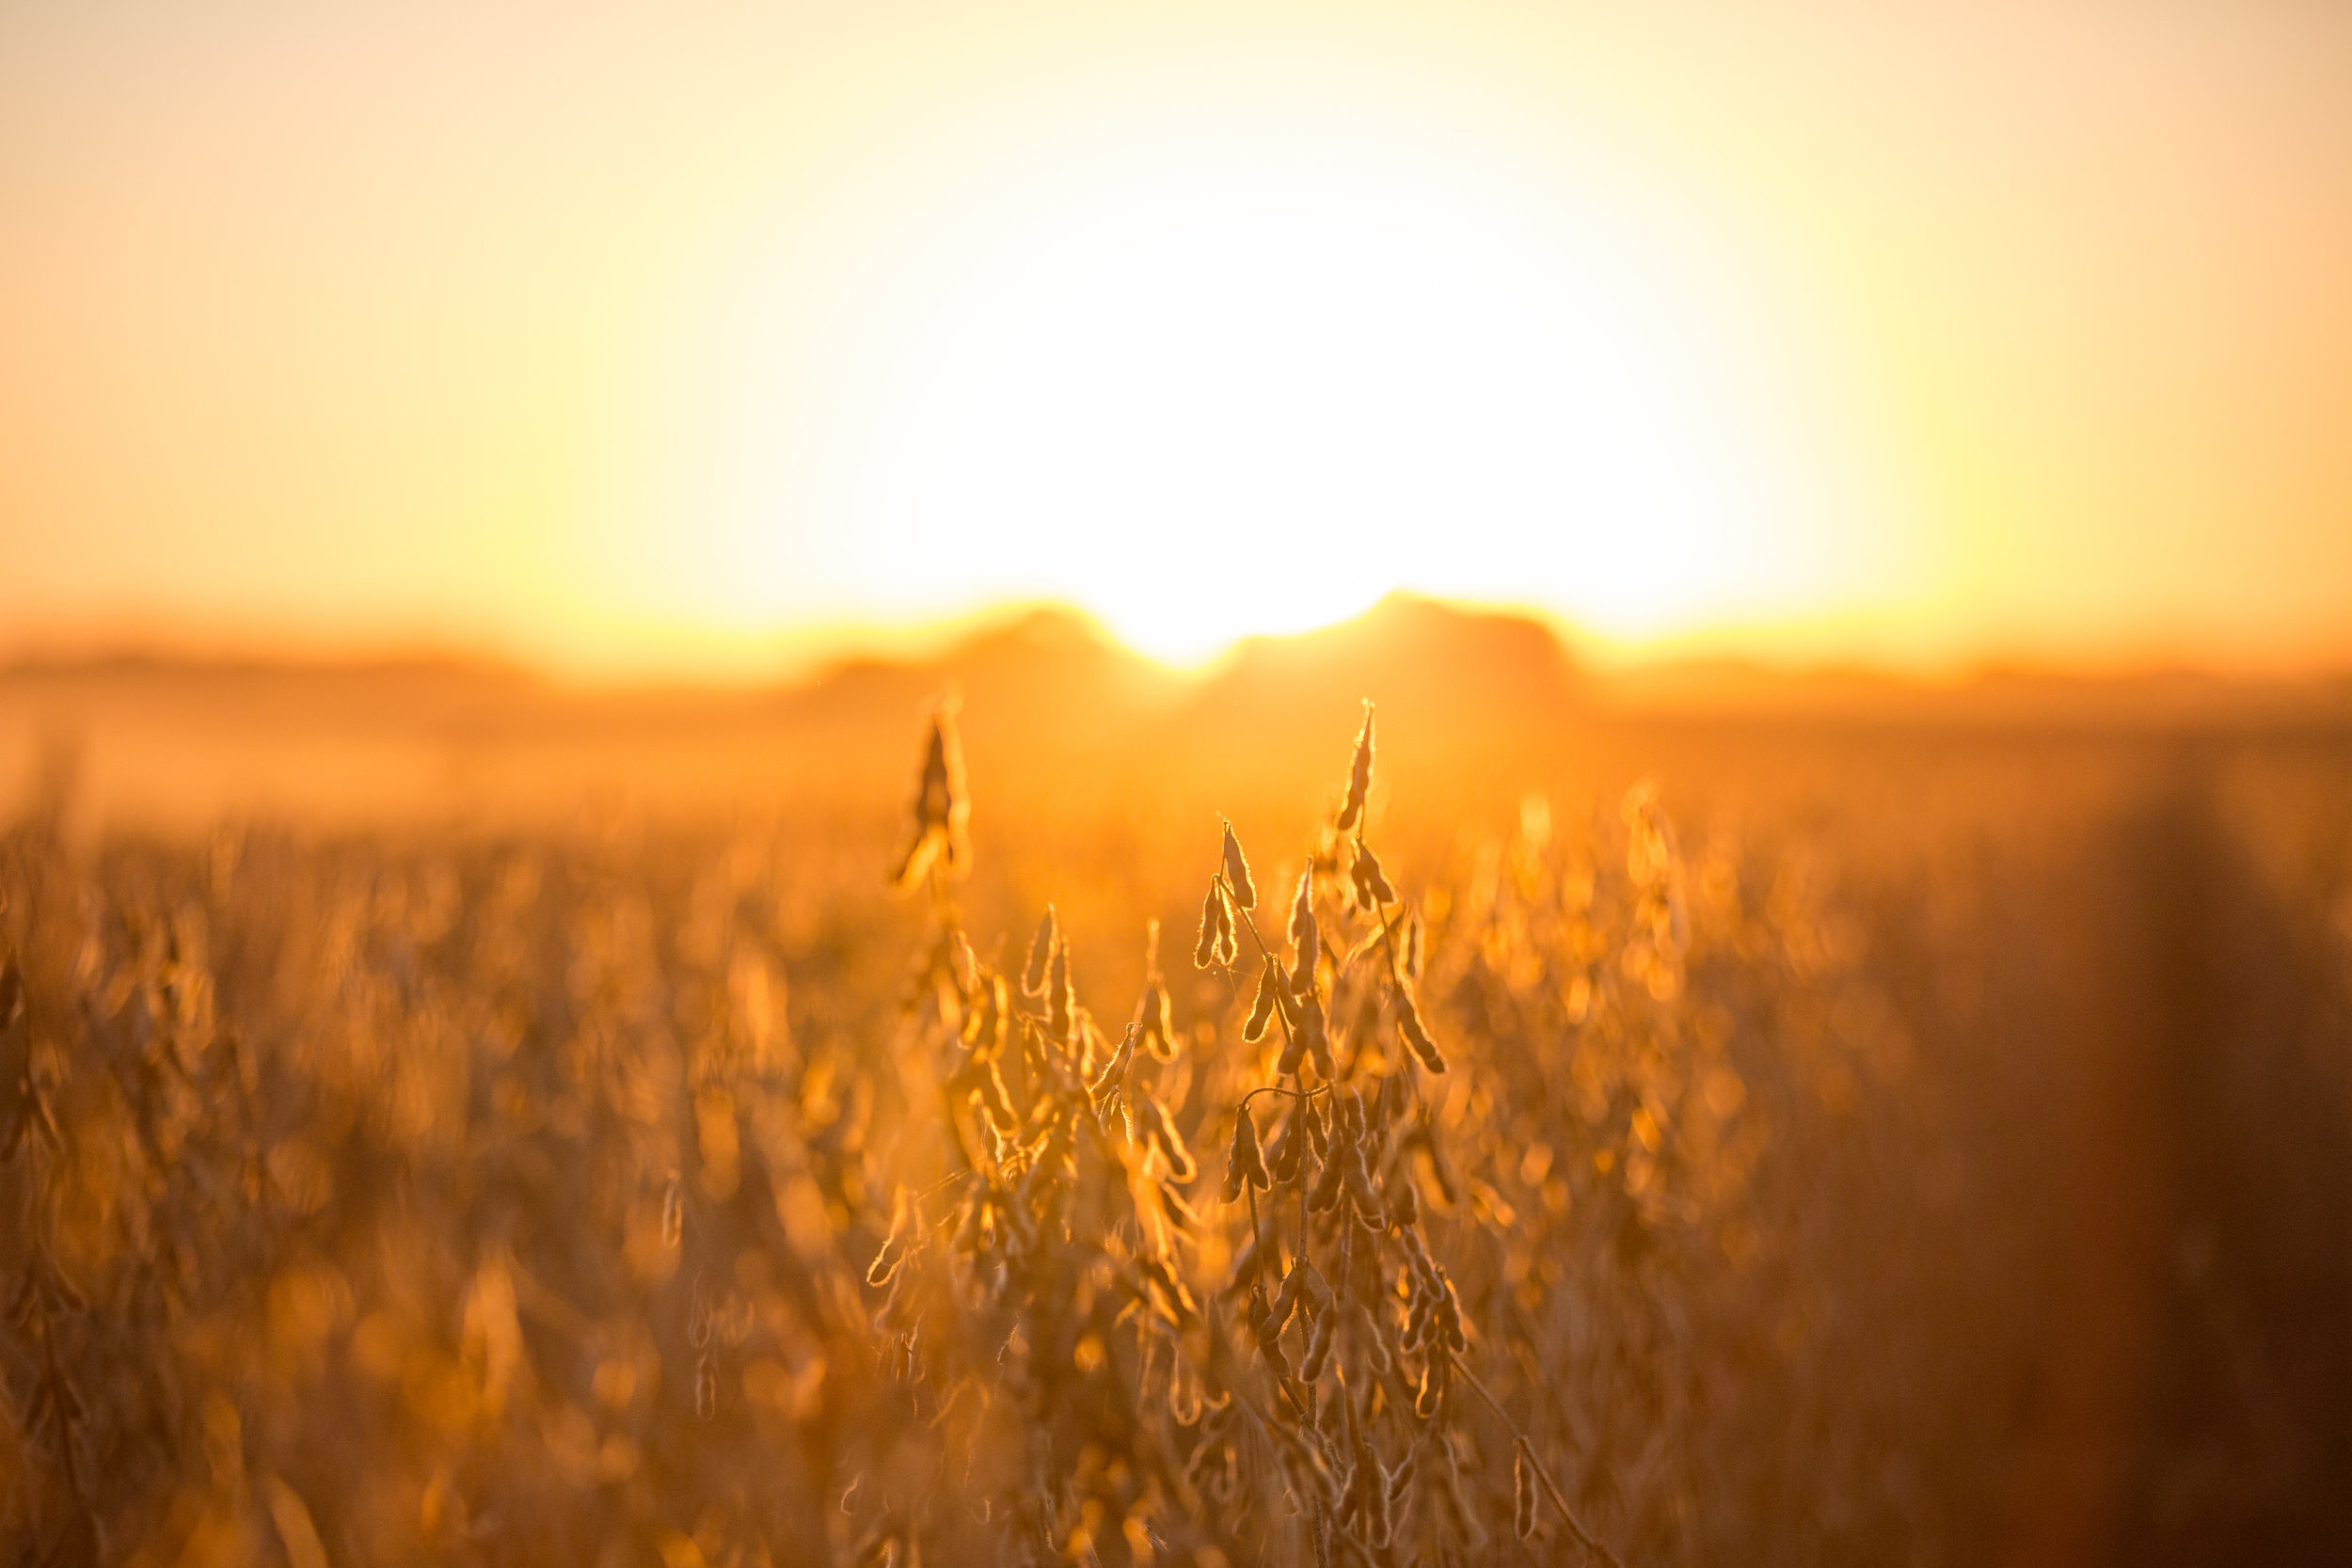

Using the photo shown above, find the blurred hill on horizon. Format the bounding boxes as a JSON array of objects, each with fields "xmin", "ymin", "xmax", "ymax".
[{"xmin": 7, "ymin": 594, "xmax": 2352, "ymax": 835}]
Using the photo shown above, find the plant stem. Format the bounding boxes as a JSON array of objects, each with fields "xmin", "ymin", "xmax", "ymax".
[{"xmin": 1452, "ymin": 1358, "xmax": 1623, "ymax": 1568}]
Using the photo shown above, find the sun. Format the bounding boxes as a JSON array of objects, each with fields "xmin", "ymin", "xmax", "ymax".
[{"xmin": 612, "ymin": 85, "xmax": 1878, "ymax": 669}]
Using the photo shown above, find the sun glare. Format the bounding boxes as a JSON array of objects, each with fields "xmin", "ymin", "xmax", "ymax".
[
  {"xmin": 601, "ymin": 81, "xmax": 1896, "ymax": 669},
  {"xmin": 9, "ymin": 4, "xmax": 2351, "ymax": 680}
]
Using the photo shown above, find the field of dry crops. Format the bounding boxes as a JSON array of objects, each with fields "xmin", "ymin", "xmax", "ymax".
[{"xmin": 4, "ymin": 689, "xmax": 2350, "ymax": 1567}]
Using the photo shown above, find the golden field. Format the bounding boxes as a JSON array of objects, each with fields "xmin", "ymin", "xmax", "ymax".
[{"xmin": 4, "ymin": 603, "xmax": 2350, "ymax": 1566}]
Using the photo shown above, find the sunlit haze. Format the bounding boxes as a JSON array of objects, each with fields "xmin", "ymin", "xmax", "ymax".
[{"xmin": 4, "ymin": 1, "xmax": 2350, "ymax": 677}]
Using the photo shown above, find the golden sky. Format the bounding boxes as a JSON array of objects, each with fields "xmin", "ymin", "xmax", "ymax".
[{"xmin": 3, "ymin": 0, "xmax": 2349, "ymax": 676}]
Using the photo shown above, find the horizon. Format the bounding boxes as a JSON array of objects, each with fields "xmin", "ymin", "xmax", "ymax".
[{"xmin": 11, "ymin": 592, "xmax": 2352, "ymax": 700}]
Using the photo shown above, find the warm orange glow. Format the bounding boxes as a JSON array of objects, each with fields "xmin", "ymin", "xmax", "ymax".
[
  {"xmin": 608, "ymin": 84, "xmax": 1901, "ymax": 669},
  {"xmin": 3, "ymin": 2, "xmax": 2349, "ymax": 676}
]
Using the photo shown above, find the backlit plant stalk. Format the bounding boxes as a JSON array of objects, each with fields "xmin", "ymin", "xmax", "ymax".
[{"xmin": 861, "ymin": 700, "xmax": 1622, "ymax": 1566}]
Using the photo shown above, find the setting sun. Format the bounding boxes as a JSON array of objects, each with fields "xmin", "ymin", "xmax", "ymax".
[{"xmin": 631, "ymin": 84, "xmax": 1894, "ymax": 666}]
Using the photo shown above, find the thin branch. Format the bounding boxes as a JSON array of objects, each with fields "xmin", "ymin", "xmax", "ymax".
[{"xmin": 1453, "ymin": 1358, "xmax": 1624, "ymax": 1568}]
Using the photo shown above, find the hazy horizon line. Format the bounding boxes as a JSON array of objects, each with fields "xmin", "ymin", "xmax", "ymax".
[{"xmin": 8, "ymin": 592, "xmax": 2352, "ymax": 694}]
